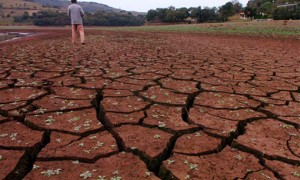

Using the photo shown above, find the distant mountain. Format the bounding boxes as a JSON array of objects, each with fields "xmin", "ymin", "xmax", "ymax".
[
  {"xmin": 0, "ymin": 0, "xmax": 145, "ymax": 26},
  {"xmin": 25, "ymin": 0, "xmax": 145, "ymax": 15}
]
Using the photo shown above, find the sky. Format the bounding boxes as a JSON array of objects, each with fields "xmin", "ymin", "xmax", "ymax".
[{"xmin": 80, "ymin": 0, "xmax": 249, "ymax": 12}]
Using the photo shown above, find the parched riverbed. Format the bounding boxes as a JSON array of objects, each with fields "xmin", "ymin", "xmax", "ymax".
[{"xmin": 0, "ymin": 29, "xmax": 299, "ymax": 180}]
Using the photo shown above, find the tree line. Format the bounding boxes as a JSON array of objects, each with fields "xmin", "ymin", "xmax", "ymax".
[
  {"xmin": 146, "ymin": 1, "xmax": 242, "ymax": 23},
  {"xmin": 245, "ymin": 0, "xmax": 300, "ymax": 20},
  {"xmin": 13, "ymin": 10, "xmax": 145, "ymax": 26},
  {"xmin": 146, "ymin": 0, "xmax": 299, "ymax": 23}
]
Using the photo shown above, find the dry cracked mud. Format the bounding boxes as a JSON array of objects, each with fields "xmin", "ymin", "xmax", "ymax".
[{"xmin": 0, "ymin": 29, "xmax": 299, "ymax": 180}]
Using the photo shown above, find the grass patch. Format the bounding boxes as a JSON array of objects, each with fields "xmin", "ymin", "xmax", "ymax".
[
  {"xmin": 93, "ymin": 21, "xmax": 300, "ymax": 37},
  {"xmin": 0, "ymin": 21, "xmax": 299, "ymax": 38}
]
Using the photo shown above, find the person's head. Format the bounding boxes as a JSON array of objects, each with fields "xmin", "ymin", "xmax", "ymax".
[{"xmin": 71, "ymin": 0, "xmax": 77, "ymax": 3}]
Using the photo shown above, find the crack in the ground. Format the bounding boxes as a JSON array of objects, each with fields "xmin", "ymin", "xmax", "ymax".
[
  {"xmin": 182, "ymin": 82, "xmax": 203, "ymax": 124},
  {"xmin": 140, "ymin": 122, "xmax": 203, "ymax": 135},
  {"xmin": 91, "ymin": 89, "xmax": 126, "ymax": 152},
  {"xmin": 232, "ymin": 142, "xmax": 300, "ymax": 166},
  {"xmin": 90, "ymin": 84, "xmax": 209, "ymax": 179},
  {"xmin": 259, "ymin": 158, "xmax": 285, "ymax": 180},
  {"xmin": 1, "ymin": 31, "xmax": 300, "ymax": 179},
  {"xmin": 128, "ymin": 134, "xmax": 178, "ymax": 176},
  {"xmin": 4, "ymin": 130, "xmax": 51, "ymax": 180},
  {"xmin": 287, "ymin": 135, "xmax": 300, "ymax": 159},
  {"xmin": 36, "ymin": 151, "xmax": 119, "ymax": 163}
]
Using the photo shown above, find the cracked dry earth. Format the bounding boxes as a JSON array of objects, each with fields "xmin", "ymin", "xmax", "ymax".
[{"xmin": 0, "ymin": 30, "xmax": 299, "ymax": 180}]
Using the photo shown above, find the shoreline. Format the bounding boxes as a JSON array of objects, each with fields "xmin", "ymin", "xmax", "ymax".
[{"xmin": 0, "ymin": 32, "xmax": 35, "ymax": 43}]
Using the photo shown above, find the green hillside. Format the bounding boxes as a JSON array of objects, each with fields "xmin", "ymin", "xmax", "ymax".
[
  {"xmin": 0, "ymin": 0, "xmax": 58, "ymax": 25},
  {"xmin": 0, "ymin": 0, "xmax": 145, "ymax": 25},
  {"xmin": 245, "ymin": 0, "xmax": 300, "ymax": 19},
  {"xmin": 27, "ymin": 0, "xmax": 122, "ymax": 13}
]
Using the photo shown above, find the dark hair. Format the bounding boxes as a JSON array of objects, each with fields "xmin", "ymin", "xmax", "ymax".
[{"xmin": 71, "ymin": 0, "xmax": 77, "ymax": 3}]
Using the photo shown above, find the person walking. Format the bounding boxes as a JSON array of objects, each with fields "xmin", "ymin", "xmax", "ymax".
[{"xmin": 68, "ymin": 0, "xmax": 85, "ymax": 44}]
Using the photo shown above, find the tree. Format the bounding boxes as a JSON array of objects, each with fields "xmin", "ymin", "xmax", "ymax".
[
  {"xmin": 189, "ymin": 7, "xmax": 199, "ymax": 19},
  {"xmin": 175, "ymin": 8, "xmax": 189, "ymax": 21},
  {"xmin": 23, "ymin": 12, "xmax": 30, "ymax": 20},
  {"xmin": 219, "ymin": 2, "xmax": 235, "ymax": 21},
  {"xmin": 147, "ymin": 7, "xmax": 189, "ymax": 23},
  {"xmin": 146, "ymin": 2, "xmax": 238, "ymax": 24},
  {"xmin": 198, "ymin": 8, "xmax": 219, "ymax": 22},
  {"xmin": 157, "ymin": 8, "xmax": 168, "ymax": 22},
  {"xmin": 273, "ymin": 5, "xmax": 300, "ymax": 20},
  {"xmin": 259, "ymin": 2, "xmax": 273, "ymax": 17},
  {"xmin": 146, "ymin": 9, "xmax": 159, "ymax": 21},
  {"xmin": 168, "ymin": 6, "xmax": 176, "ymax": 11},
  {"xmin": 190, "ymin": 6, "xmax": 222, "ymax": 23},
  {"xmin": 232, "ymin": 0, "xmax": 243, "ymax": 13},
  {"xmin": 245, "ymin": 0, "xmax": 299, "ymax": 19},
  {"xmin": 244, "ymin": 6, "xmax": 256, "ymax": 19},
  {"xmin": 165, "ymin": 10, "xmax": 177, "ymax": 22}
]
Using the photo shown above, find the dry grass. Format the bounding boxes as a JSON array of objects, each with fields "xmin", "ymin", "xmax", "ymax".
[{"xmin": 1, "ymin": 0, "xmax": 43, "ymax": 9}]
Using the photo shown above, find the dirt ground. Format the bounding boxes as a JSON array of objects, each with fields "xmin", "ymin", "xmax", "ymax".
[{"xmin": 0, "ymin": 29, "xmax": 299, "ymax": 179}]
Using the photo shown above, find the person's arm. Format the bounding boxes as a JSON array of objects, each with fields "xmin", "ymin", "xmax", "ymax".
[{"xmin": 80, "ymin": 6, "xmax": 84, "ymax": 17}]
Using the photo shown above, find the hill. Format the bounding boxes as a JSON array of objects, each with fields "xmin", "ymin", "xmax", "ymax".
[
  {"xmin": 0, "ymin": 0, "xmax": 145, "ymax": 25},
  {"xmin": 26, "ymin": 0, "xmax": 122, "ymax": 13},
  {"xmin": 24, "ymin": 0, "xmax": 145, "ymax": 15},
  {"xmin": 0, "ymin": 0, "xmax": 57, "ymax": 25}
]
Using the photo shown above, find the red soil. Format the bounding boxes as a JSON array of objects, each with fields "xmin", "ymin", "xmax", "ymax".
[{"xmin": 0, "ymin": 28, "xmax": 299, "ymax": 179}]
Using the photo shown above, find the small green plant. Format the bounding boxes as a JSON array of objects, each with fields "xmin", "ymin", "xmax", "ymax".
[
  {"xmin": 32, "ymin": 164, "xmax": 40, "ymax": 170},
  {"xmin": 158, "ymin": 121, "xmax": 166, "ymax": 128},
  {"xmin": 97, "ymin": 176, "xmax": 107, "ymax": 180},
  {"xmin": 41, "ymin": 169, "xmax": 62, "ymax": 177},
  {"xmin": 80, "ymin": 171, "xmax": 92, "ymax": 179},
  {"xmin": 184, "ymin": 160, "xmax": 198, "ymax": 170},
  {"xmin": 280, "ymin": 124, "xmax": 294, "ymax": 129},
  {"xmin": 72, "ymin": 160, "xmax": 80, "ymax": 164},
  {"xmin": 235, "ymin": 154, "xmax": 242, "ymax": 161},
  {"xmin": 292, "ymin": 171, "xmax": 300, "ymax": 177},
  {"xmin": 145, "ymin": 171, "xmax": 151, "ymax": 177},
  {"xmin": 154, "ymin": 134, "xmax": 161, "ymax": 139},
  {"xmin": 167, "ymin": 160, "xmax": 175, "ymax": 165}
]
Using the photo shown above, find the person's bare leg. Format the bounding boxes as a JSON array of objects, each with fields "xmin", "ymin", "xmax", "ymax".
[
  {"xmin": 72, "ymin": 25, "xmax": 77, "ymax": 44},
  {"xmin": 78, "ymin": 25, "xmax": 85, "ymax": 44}
]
